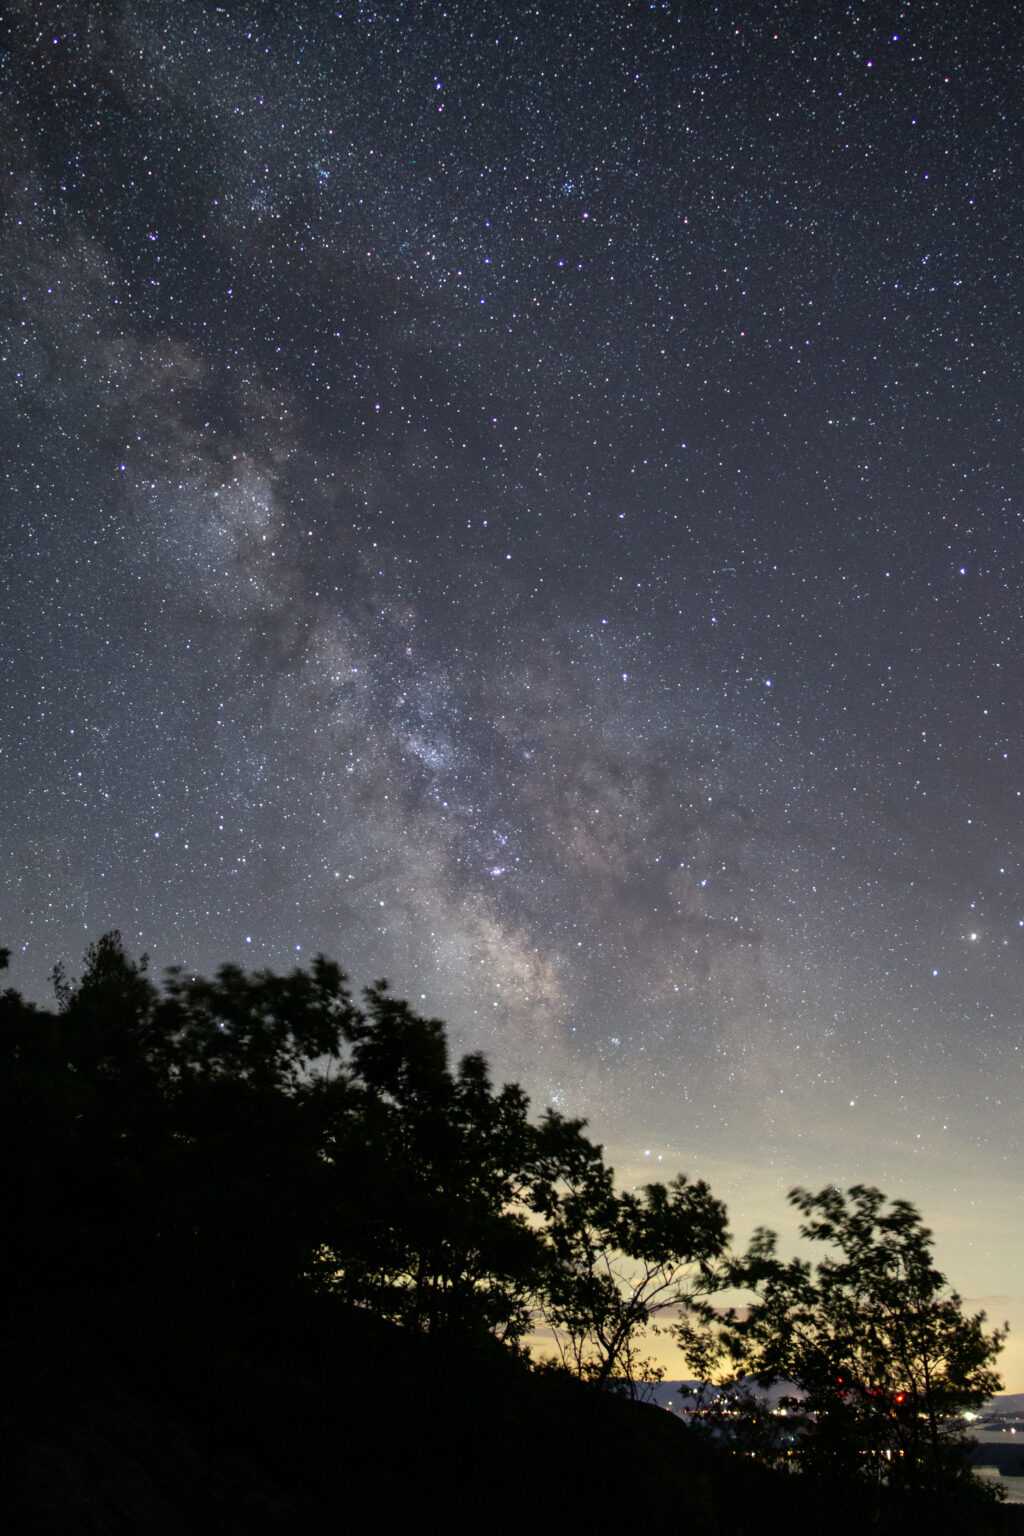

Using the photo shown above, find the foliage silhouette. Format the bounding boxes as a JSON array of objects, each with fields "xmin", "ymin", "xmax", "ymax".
[
  {"xmin": 0, "ymin": 938, "xmax": 1015, "ymax": 1533},
  {"xmin": 677, "ymin": 1183, "xmax": 1006, "ymax": 1503},
  {"xmin": 9, "ymin": 933, "xmax": 721, "ymax": 1364},
  {"xmin": 530, "ymin": 1109, "xmax": 728, "ymax": 1393},
  {"xmin": 319, "ymin": 984, "xmax": 548, "ymax": 1343}
]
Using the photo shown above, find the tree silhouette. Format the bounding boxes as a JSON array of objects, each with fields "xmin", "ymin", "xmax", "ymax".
[
  {"xmin": 318, "ymin": 983, "xmax": 547, "ymax": 1345},
  {"xmin": 1, "ymin": 928, "xmax": 1007, "ymax": 1508},
  {"xmin": 531, "ymin": 1110, "xmax": 728, "ymax": 1394},
  {"xmin": 677, "ymin": 1184, "xmax": 1006, "ymax": 1496}
]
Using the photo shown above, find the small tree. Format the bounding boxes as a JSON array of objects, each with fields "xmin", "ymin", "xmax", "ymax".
[
  {"xmin": 533, "ymin": 1113, "xmax": 729, "ymax": 1396},
  {"xmin": 677, "ymin": 1185, "xmax": 1006, "ymax": 1495}
]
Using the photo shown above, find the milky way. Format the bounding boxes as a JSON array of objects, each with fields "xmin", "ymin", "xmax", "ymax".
[{"xmin": 2, "ymin": 2, "xmax": 1022, "ymax": 1380}]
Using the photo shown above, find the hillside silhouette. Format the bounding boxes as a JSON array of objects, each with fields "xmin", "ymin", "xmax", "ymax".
[{"xmin": 1, "ymin": 936, "xmax": 1017, "ymax": 1534}]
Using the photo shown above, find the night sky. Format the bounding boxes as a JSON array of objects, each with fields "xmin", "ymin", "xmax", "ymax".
[{"xmin": 3, "ymin": 2, "xmax": 1022, "ymax": 1383}]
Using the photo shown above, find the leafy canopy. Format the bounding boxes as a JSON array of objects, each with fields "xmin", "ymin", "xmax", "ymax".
[{"xmin": 677, "ymin": 1183, "xmax": 1006, "ymax": 1493}]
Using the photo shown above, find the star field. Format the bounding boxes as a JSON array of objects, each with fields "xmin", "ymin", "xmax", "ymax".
[{"xmin": 2, "ymin": 1, "xmax": 1022, "ymax": 1381}]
